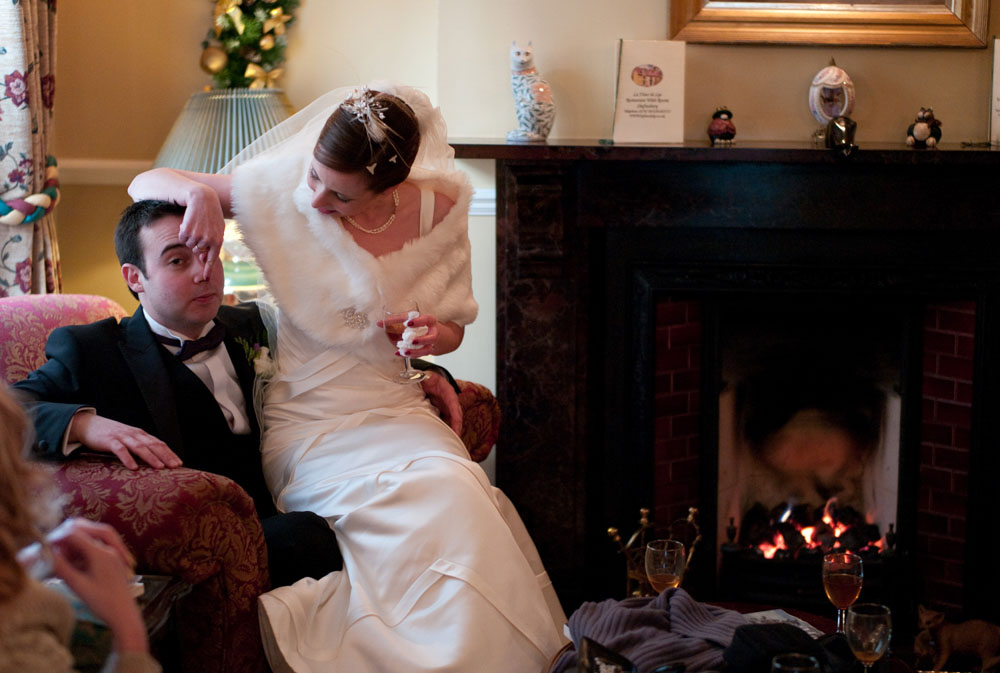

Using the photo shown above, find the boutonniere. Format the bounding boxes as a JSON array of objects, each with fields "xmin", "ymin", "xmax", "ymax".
[{"xmin": 235, "ymin": 335, "xmax": 277, "ymax": 378}]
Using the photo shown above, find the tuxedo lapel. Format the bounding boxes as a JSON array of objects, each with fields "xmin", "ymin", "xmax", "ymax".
[
  {"xmin": 119, "ymin": 307, "xmax": 185, "ymax": 454},
  {"xmin": 216, "ymin": 307, "xmax": 262, "ymax": 436}
]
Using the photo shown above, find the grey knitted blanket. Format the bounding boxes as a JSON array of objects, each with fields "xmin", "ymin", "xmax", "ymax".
[{"xmin": 549, "ymin": 588, "xmax": 748, "ymax": 673}]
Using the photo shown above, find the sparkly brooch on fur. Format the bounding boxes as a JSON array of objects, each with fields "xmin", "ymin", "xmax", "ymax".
[{"xmin": 340, "ymin": 307, "xmax": 370, "ymax": 330}]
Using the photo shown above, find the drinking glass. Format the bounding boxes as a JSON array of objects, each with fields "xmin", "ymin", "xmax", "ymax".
[
  {"xmin": 770, "ymin": 653, "xmax": 821, "ymax": 673},
  {"xmin": 822, "ymin": 550, "xmax": 863, "ymax": 633},
  {"xmin": 383, "ymin": 301, "xmax": 429, "ymax": 384},
  {"xmin": 645, "ymin": 539, "xmax": 686, "ymax": 594},
  {"xmin": 845, "ymin": 603, "xmax": 892, "ymax": 673}
]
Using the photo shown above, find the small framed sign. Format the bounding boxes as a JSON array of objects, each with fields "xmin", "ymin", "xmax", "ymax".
[{"xmin": 612, "ymin": 39, "xmax": 685, "ymax": 144}]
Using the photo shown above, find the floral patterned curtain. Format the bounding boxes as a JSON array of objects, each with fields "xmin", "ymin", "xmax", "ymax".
[{"xmin": 0, "ymin": 0, "xmax": 59, "ymax": 296}]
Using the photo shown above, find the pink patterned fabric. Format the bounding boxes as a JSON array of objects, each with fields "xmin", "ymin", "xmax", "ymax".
[
  {"xmin": 0, "ymin": 294, "xmax": 128, "ymax": 384},
  {"xmin": 457, "ymin": 379, "xmax": 500, "ymax": 463}
]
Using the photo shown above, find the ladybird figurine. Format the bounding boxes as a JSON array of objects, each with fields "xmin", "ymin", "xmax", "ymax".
[
  {"xmin": 708, "ymin": 107, "xmax": 736, "ymax": 145},
  {"xmin": 906, "ymin": 107, "xmax": 942, "ymax": 148}
]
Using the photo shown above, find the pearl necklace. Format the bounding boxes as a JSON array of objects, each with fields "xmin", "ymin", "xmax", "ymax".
[{"xmin": 342, "ymin": 189, "xmax": 399, "ymax": 235}]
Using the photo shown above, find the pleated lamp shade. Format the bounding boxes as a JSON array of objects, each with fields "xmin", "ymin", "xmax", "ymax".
[{"xmin": 154, "ymin": 88, "xmax": 294, "ymax": 173}]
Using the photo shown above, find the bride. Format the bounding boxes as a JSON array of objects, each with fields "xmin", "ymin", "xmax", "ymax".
[{"xmin": 129, "ymin": 83, "xmax": 567, "ymax": 672}]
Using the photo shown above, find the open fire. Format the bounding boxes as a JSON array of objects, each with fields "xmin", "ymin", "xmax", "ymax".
[{"xmin": 735, "ymin": 497, "xmax": 885, "ymax": 560}]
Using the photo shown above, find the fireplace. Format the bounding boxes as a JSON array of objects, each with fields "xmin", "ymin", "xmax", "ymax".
[
  {"xmin": 454, "ymin": 140, "xmax": 1000, "ymax": 620},
  {"xmin": 715, "ymin": 296, "xmax": 904, "ymax": 556}
]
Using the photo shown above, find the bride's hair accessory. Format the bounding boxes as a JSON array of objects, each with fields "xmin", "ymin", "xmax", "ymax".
[
  {"xmin": 337, "ymin": 89, "xmax": 412, "ymax": 181},
  {"xmin": 343, "ymin": 188, "xmax": 399, "ymax": 235},
  {"xmin": 366, "ymin": 154, "xmax": 397, "ymax": 175},
  {"xmin": 341, "ymin": 87, "xmax": 390, "ymax": 143}
]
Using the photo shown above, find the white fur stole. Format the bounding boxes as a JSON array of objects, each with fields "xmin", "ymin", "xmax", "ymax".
[{"xmin": 231, "ymin": 152, "xmax": 477, "ymax": 363}]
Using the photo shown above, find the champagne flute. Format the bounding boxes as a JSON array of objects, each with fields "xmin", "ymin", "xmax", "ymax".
[
  {"xmin": 645, "ymin": 539, "xmax": 686, "ymax": 594},
  {"xmin": 770, "ymin": 654, "xmax": 820, "ymax": 673},
  {"xmin": 846, "ymin": 603, "xmax": 892, "ymax": 673},
  {"xmin": 823, "ymin": 550, "xmax": 863, "ymax": 633},
  {"xmin": 383, "ymin": 301, "xmax": 429, "ymax": 384}
]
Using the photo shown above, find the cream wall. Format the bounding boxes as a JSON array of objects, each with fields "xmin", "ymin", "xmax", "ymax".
[
  {"xmin": 437, "ymin": 0, "xmax": 997, "ymax": 142},
  {"xmin": 53, "ymin": 1, "xmax": 999, "ymax": 391},
  {"xmin": 281, "ymin": 1, "xmax": 437, "ymax": 108}
]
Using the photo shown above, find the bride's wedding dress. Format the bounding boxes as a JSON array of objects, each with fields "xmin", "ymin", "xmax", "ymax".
[
  {"xmin": 228, "ymin": 84, "xmax": 567, "ymax": 672},
  {"xmin": 257, "ymin": 313, "xmax": 566, "ymax": 672}
]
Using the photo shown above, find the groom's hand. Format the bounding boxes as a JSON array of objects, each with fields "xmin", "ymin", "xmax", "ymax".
[
  {"xmin": 420, "ymin": 372, "xmax": 463, "ymax": 437},
  {"xmin": 68, "ymin": 413, "xmax": 183, "ymax": 470}
]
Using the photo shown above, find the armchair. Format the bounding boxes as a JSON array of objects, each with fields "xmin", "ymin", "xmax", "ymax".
[{"xmin": 0, "ymin": 293, "xmax": 500, "ymax": 673}]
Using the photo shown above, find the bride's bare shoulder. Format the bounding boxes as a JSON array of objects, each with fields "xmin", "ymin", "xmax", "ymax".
[{"xmin": 431, "ymin": 190, "xmax": 456, "ymax": 227}]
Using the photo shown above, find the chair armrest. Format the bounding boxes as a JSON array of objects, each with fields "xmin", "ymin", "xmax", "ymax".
[
  {"xmin": 456, "ymin": 380, "xmax": 500, "ymax": 463},
  {"xmin": 51, "ymin": 457, "xmax": 267, "ymax": 583}
]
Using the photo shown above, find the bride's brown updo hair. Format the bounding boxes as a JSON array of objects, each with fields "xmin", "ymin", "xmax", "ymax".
[{"xmin": 314, "ymin": 89, "xmax": 421, "ymax": 194}]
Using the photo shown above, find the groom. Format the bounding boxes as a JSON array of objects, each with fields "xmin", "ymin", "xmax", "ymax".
[{"xmin": 14, "ymin": 199, "xmax": 460, "ymax": 586}]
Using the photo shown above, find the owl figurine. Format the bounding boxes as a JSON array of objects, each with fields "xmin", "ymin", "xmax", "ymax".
[
  {"xmin": 708, "ymin": 107, "xmax": 736, "ymax": 145},
  {"xmin": 907, "ymin": 107, "xmax": 942, "ymax": 148}
]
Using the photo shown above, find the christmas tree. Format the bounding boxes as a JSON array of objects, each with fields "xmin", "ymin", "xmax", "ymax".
[{"xmin": 200, "ymin": 0, "xmax": 299, "ymax": 89}]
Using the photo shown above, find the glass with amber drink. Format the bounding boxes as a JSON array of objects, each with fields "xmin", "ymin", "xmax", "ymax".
[
  {"xmin": 645, "ymin": 539, "xmax": 686, "ymax": 594},
  {"xmin": 823, "ymin": 550, "xmax": 863, "ymax": 633},
  {"xmin": 846, "ymin": 603, "xmax": 892, "ymax": 672}
]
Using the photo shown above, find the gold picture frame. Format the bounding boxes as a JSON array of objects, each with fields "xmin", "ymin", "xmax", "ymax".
[{"xmin": 670, "ymin": 1, "xmax": 989, "ymax": 47}]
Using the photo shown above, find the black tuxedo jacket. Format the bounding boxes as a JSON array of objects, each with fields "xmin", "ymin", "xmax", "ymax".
[{"xmin": 13, "ymin": 303, "xmax": 276, "ymax": 516}]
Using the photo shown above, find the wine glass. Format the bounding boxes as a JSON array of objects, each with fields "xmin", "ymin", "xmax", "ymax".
[
  {"xmin": 645, "ymin": 539, "xmax": 685, "ymax": 594},
  {"xmin": 770, "ymin": 653, "xmax": 820, "ymax": 673},
  {"xmin": 823, "ymin": 550, "xmax": 863, "ymax": 633},
  {"xmin": 382, "ymin": 301, "xmax": 429, "ymax": 384},
  {"xmin": 845, "ymin": 603, "xmax": 892, "ymax": 673}
]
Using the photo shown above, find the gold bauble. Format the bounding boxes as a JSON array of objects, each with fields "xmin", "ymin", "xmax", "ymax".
[
  {"xmin": 200, "ymin": 46, "xmax": 228, "ymax": 75},
  {"xmin": 259, "ymin": 34, "xmax": 275, "ymax": 50}
]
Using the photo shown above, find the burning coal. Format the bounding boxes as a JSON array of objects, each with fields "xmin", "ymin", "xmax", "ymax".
[{"xmin": 736, "ymin": 497, "xmax": 883, "ymax": 560}]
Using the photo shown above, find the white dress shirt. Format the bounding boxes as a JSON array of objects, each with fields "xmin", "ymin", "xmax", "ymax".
[{"xmin": 144, "ymin": 314, "xmax": 251, "ymax": 435}]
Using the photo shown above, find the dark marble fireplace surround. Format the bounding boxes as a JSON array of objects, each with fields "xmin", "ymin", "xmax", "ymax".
[{"xmin": 453, "ymin": 140, "xmax": 1000, "ymax": 618}]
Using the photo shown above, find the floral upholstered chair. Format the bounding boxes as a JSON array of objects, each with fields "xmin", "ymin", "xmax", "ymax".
[{"xmin": 0, "ymin": 293, "xmax": 500, "ymax": 673}]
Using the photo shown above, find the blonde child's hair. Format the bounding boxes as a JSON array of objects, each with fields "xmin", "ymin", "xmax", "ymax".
[{"xmin": 0, "ymin": 385, "xmax": 54, "ymax": 602}]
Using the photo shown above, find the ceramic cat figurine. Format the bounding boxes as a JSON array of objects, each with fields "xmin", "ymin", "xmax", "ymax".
[{"xmin": 507, "ymin": 41, "xmax": 555, "ymax": 142}]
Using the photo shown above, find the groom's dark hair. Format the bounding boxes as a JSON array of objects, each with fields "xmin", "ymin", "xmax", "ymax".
[
  {"xmin": 115, "ymin": 200, "xmax": 187, "ymax": 298},
  {"xmin": 115, "ymin": 200, "xmax": 187, "ymax": 272}
]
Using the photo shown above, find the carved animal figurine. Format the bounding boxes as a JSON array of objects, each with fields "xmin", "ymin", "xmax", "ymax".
[
  {"xmin": 708, "ymin": 107, "xmax": 736, "ymax": 145},
  {"xmin": 907, "ymin": 107, "xmax": 942, "ymax": 148},
  {"xmin": 507, "ymin": 41, "xmax": 556, "ymax": 142},
  {"xmin": 916, "ymin": 605, "xmax": 1000, "ymax": 672}
]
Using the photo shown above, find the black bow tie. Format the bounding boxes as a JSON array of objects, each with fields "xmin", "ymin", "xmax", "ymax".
[{"xmin": 154, "ymin": 322, "xmax": 226, "ymax": 361}]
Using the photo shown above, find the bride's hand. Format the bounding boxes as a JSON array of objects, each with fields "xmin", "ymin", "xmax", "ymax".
[
  {"xmin": 399, "ymin": 315, "xmax": 465, "ymax": 357},
  {"xmin": 400, "ymin": 313, "xmax": 438, "ymax": 356},
  {"xmin": 179, "ymin": 183, "xmax": 226, "ymax": 278},
  {"xmin": 129, "ymin": 167, "xmax": 232, "ymax": 281}
]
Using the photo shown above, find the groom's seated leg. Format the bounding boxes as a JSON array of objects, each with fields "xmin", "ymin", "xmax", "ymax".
[{"xmin": 261, "ymin": 511, "xmax": 342, "ymax": 587}]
